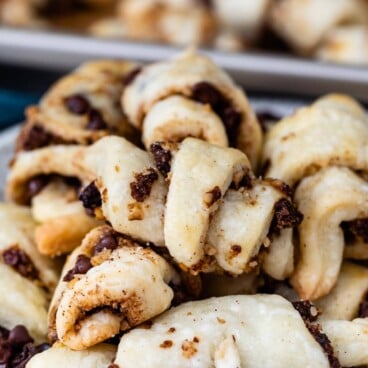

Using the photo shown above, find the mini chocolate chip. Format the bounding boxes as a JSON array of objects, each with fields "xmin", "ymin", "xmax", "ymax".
[
  {"xmin": 130, "ymin": 168, "xmax": 159, "ymax": 202},
  {"xmin": 74, "ymin": 255, "xmax": 92, "ymax": 274},
  {"xmin": 94, "ymin": 234, "xmax": 118, "ymax": 255},
  {"xmin": 292, "ymin": 301, "xmax": 319, "ymax": 323},
  {"xmin": 341, "ymin": 218, "xmax": 368, "ymax": 244},
  {"xmin": 123, "ymin": 67, "xmax": 142, "ymax": 86},
  {"xmin": 108, "ymin": 364, "xmax": 120, "ymax": 368},
  {"xmin": 63, "ymin": 254, "xmax": 92, "ymax": 282},
  {"xmin": 270, "ymin": 198, "xmax": 303, "ymax": 234},
  {"xmin": 22, "ymin": 125, "xmax": 53, "ymax": 151},
  {"xmin": 192, "ymin": 82, "xmax": 222, "ymax": 106},
  {"xmin": 8, "ymin": 326, "xmax": 33, "ymax": 346},
  {"xmin": 86, "ymin": 109, "xmax": 107, "ymax": 130},
  {"xmin": 0, "ymin": 341, "xmax": 12, "ymax": 364},
  {"xmin": 27, "ymin": 175, "xmax": 49, "ymax": 201},
  {"xmin": 150, "ymin": 143, "xmax": 172, "ymax": 178},
  {"xmin": 64, "ymin": 176, "xmax": 81, "ymax": 190},
  {"xmin": 3, "ymin": 247, "xmax": 39, "ymax": 280},
  {"xmin": 79, "ymin": 182, "xmax": 102, "ymax": 210},
  {"xmin": 65, "ymin": 94, "xmax": 90, "ymax": 115}
]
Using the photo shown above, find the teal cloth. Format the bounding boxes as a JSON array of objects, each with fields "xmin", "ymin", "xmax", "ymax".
[{"xmin": 0, "ymin": 90, "xmax": 40, "ymax": 129}]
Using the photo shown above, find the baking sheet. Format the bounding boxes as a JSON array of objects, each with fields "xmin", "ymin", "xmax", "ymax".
[{"xmin": 1, "ymin": 28, "xmax": 368, "ymax": 102}]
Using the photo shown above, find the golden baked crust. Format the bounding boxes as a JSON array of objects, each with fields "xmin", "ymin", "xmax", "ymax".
[{"xmin": 48, "ymin": 225, "xmax": 180, "ymax": 350}]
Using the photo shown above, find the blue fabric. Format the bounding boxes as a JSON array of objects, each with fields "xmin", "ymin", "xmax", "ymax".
[{"xmin": 0, "ymin": 90, "xmax": 40, "ymax": 129}]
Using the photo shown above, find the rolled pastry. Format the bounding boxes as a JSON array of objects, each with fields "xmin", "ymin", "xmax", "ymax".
[
  {"xmin": 316, "ymin": 262, "xmax": 368, "ymax": 320},
  {"xmin": 48, "ymin": 225, "xmax": 180, "ymax": 350},
  {"xmin": 8, "ymin": 136, "xmax": 301, "ymax": 275},
  {"xmin": 316, "ymin": 25, "xmax": 368, "ymax": 65},
  {"xmin": 0, "ymin": 263, "xmax": 48, "ymax": 343},
  {"xmin": 263, "ymin": 94, "xmax": 368, "ymax": 299},
  {"xmin": 263, "ymin": 94, "xmax": 368, "ymax": 186},
  {"xmin": 291, "ymin": 167, "xmax": 368, "ymax": 300},
  {"xmin": 0, "ymin": 203, "xmax": 59, "ymax": 291},
  {"xmin": 14, "ymin": 60, "xmax": 139, "ymax": 256},
  {"xmin": 268, "ymin": 0, "xmax": 368, "ymax": 54},
  {"xmin": 0, "ymin": 203, "xmax": 60, "ymax": 341},
  {"xmin": 122, "ymin": 50, "xmax": 262, "ymax": 169},
  {"xmin": 26, "ymin": 343, "xmax": 116, "ymax": 368},
  {"xmin": 16, "ymin": 60, "xmax": 138, "ymax": 151},
  {"xmin": 114, "ymin": 295, "xmax": 335, "ymax": 368},
  {"xmin": 117, "ymin": 0, "xmax": 217, "ymax": 46}
]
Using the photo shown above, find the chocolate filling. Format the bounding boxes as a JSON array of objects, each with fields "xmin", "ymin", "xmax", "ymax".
[
  {"xmin": 65, "ymin": 94, "xmax": 90, "ymax": 115},
  {"xmin": 63, "ymin": 254, "xmax": 93, "ymax": 282},
  {"xmin": 64, "ymin": 93, "xmax": 107, "ymax": 131},
  {"xmin": 292, "ymin": 301, "xmax": 319, "ymax": 323},
  {"xmin": 94, "ymin": 233, "xmax": 119, "ymax": 255},
  {"xmin": 359, "ymin": 293, "xmax": 368, "ymax": 318},
  {"xmin": 191, "ymin": 82, "xmax": 241, "ymax": 147},
  {"xmin": 293, "ymin": 303, "xmax": 340, "ymax": 368},
  {"xmin": 307, "ymin": 324, "xmax": 341, "ymax": 368},
  {"xmin": 150, "ymin": 143, "xmax": 172, "ymax": 178},
  {"xmin": 2, "ymin": 246, "xmax": 38, "ymax": 281},
  {"xmin": 264, "ymin": 178, "xmax": 293, "ymax": 197},
  {"xmin": 203, "ymin": 186, "xmax": 222, "ymax": 207},
  {"xmin": 79, "ymin": 182, "xmax": 102, "ymax": 211},
  {"xmin": 341, "ymin": 218, "xmax": 368, "ymax": 244},
  {"xmin": 269, "ymin": 198, "xmax": 303, "ymax": 235},
  {"xmin": 18, "ymin": 123, "xmax": 78, "ymax": 152},
  {"xmin": 123, "ymin": 67, "xmax": 143, "ymax": 86},
  {"xmin": 25, "ymin": 175, "xmax": 49, "ymax": 204},
  {"xmin": 130, "ymin": 168, "xmax": 159, "ymax": 202},
  {"xmin": 86, "ymin": 109, "xmax": 108, "ymax": 131},
  {"xmin": 21, "ymin": 125, "xmax": 56, "ymax": 151},
  {"xmin": 0, "ymin": 324, "xmax": 49, "ymax": 368}
]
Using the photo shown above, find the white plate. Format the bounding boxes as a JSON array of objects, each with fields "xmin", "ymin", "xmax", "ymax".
[{"xmin": 1, "ymin": 28, "xmax": 368, "ymax": 102}]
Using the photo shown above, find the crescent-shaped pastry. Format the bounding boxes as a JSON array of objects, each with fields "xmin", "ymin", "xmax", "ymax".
[
  {"xmin": 0, "ymin": 203, "xmax": 60, "ymax": 341},
  {"xmin": 13, "ymin": 60, "xmax": 139, "ymax": 256},
  {"xmin": 26, "ymin": 343, "xmax": 116, "ymax": 368},
  {"xmin": 0, "ymin": 263, "xmax": 48, "ymax": 343},
  {"xmin": 0, "ymin": 203, "xmax": 59, "ymax": 291},
  {"xmin": 114, "ymin": 295, "xmax": 334, "ymax": 368},
  {"xmin": 268, "ymin": 0, "xmax": 368, "ymax": 53},
  {"xmin": 16, "ymin": 60, "xmax": 138, "ymax": 151},
  {"xmin": 316, "ymin": 25, "xmax": 368, "ymax": 65},
  {"xmin": 291, "ymin": 166, "xmax": 368, "ymax": 300},
  {"xmin": 123, "ymin": 50, "xmax": 262, "ymax": 169},
  {"xmin": 316, "ymin": 262, "xmax": 368, "ymax": 320},
  {"xmin": 8, "ymin": 136, "xmax": 300, "ymax": 275},
  {"xmin": 48, "ymin": 225, "xmax": 180, "ymax": 350},
  {"xmin": 263, "ymin": 94, "xmax": 368, "ymax": 186}
]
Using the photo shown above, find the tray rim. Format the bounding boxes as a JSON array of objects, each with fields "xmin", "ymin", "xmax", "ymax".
[{"xmin": 0, "ymin": 27, "xmax": 368, "ymax": 102}]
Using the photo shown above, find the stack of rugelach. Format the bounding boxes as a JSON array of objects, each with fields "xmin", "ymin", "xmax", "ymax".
[{"xmin": 1, "ymin": 50, "xmax": 368, "ymax": 367}]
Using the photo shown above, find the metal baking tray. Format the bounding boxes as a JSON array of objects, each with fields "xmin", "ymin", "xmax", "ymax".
[{"xmin": 1, "ymin": 27, "xmax": 368, "ymax": 102}]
